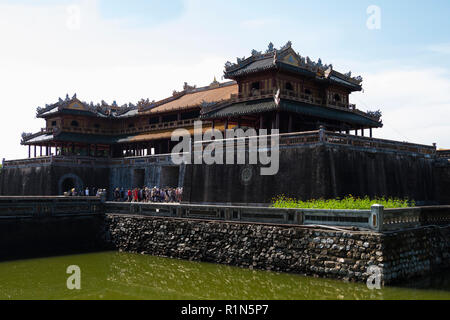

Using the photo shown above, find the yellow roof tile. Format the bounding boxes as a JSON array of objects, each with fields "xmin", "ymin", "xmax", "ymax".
[{"xmin": 142, "ymin": 83, "xmax": 238, "ymax": 115}]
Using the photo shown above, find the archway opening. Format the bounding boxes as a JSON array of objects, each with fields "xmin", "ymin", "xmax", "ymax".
[{"xmin": 62, "ymin": 178, "xmax": 76, "ymax": 194}]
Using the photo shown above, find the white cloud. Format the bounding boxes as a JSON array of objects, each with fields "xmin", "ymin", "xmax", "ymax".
[
  {"xmin": 428, "ymin": 43, "xmax": 450, "ymax": 55},
  {"xmin": 241, "ymin": 18, "xmax": 279, "ymax": 29},
  {"xmin": 0, "ymin": 1, "xmax": 449, "ymax": 163},
  {"xmin": 352, "ymin": 68, "xmax": 450, "ymax": 149},
  {"xmin": 0, "ymin": 1, "xmax": 228, "ymax": 160}
]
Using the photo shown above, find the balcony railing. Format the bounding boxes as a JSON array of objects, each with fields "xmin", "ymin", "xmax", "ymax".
[
  {"xmin": 192, "ymin": 129, "xmax": 437, "ymax": 156},
  {"xmin": 229, "ymin": 90, "xmax": 368, "ymax": 118},
  {"xmin": 39, "ymin": 119, "xmax": 199, "ymax": 138}
]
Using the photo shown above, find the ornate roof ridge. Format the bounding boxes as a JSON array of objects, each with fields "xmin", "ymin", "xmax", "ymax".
[
  {"xmin": 224, "ymin": 41, "xmax": 363, "ymax": 84},
  {"xmin": 138, "ymin": 80, "xmax": 237, "ymax": 112},
  {"xmin": 36, "ymin": 81, "xmax": 238, "ymax": 117}
]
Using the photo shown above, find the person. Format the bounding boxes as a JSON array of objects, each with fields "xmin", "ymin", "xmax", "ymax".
[
  {"xmin": 133, "ymin": 188, "xmax": 139, "ymax": 202},
  {"xmin": 120, "ymin": 188, "xmax": 125, "ymax": 202},
  {"xmin": 114, "ymin": 188, "xmax": 120, "ymax": 201},
  {"xmin": 127, "ymin": 189, "xmax": 132, "ymax": 202},
  {"xmin": 85, "ymin": 187, "xmax": 90, "ymax": 197},
  {"xmin": 138, "ymin": 187, "xmax": 143, "ymax": 202}
]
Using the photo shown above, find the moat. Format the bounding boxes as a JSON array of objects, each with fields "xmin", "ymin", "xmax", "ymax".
[{"xmin": 0, "ymin": 252, "xmax": 449, "ymax": 300}]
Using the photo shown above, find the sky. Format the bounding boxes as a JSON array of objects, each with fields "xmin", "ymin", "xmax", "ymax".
[{"xmin": 0, "ymin": 0, "xmax": 449, "ymax": 160}]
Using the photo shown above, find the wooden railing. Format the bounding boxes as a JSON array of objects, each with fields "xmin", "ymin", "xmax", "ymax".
[
  {"xmin": 228, "ymin": 90, "xmax": 373, "ymax": 121},
  {"xmin": 25, "ymin": 119, "xmax": 200, "ymax": 141},
  {"xmin": 437, "ymin": 150, "xmax": 450, "ymax": 159}
]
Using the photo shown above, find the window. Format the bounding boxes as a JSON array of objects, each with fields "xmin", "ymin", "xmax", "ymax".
[
  {"xmin": 71, "ymin": 120, "xmax": 79, "ymax": 127},
  {"xmin": 251, "ymin": 82, "xmax": 260, "ymax": 90},
  {"xmin": 304, "ymin": 89, "xmax": 312, "ymax": 95},
  {"xmin": 51, "ymin": 121, "xmax": 57, "ymax": 126},
  {"xmin": 149, "ymin": 117, "xmax": 159, "ymax": 125},
  {"xmin": 334, "ymin": 94, "xmax": 341, "ymax": 102},
  {"xmin": 285, "ymin": 82, "xmax": 294, "ymax": 91},
  {"xmin": 94, "ymin": 123, "xmax": 101, "ymax": 129},
  {"xmin": 181, "ymin": 110, "xmax": 200, "ymax": 120},
  {"xmin": 128, "ymin": 123, "xmax": 135, "ymax": 128},
  {"xmin": 162, "ymin": 114, "xmax": 178, "ymax": 123}
]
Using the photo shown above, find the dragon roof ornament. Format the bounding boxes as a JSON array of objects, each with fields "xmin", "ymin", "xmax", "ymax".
[
  {"xmin": 36, "ymin": 94, "xmax": 142, "ymax": 118},
  {"xmin": 224, "ymin": 41, "xmax": 363, "ymax": 85}
]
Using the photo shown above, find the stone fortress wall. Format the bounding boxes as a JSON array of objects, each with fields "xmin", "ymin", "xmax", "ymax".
[
  {"xmin": 105, "ymin": 214, "xmax": 450, "ymax": 285},
  {"xmin": 1, "ymin": 131, "xmax": 448, "ymax": 205},
  {"xmin": 0, "ymin": 196, "xmax": 448, "ymax": 285}
]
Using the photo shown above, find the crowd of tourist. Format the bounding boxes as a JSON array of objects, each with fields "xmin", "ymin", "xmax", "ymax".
[
  {"xmin": 112, "ymin": 187, "xmax": 183, "ymax": 203},
  {"xmin": 65, "ymin": 186, "xmax": 183, "ymax": 203},
  {"xmin": 66, "ymin": 187, "xmax": 105, "ymax": 197}
]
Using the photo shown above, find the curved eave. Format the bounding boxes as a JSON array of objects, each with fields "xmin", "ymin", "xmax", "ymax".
[
  {"xmin": 277, "ymin": 62, "xmax": 317, "ymax": 78},
  {"xmin": 201, "ymin": 98, "xmax": 382, "ymax": 128},
  {"xmin": 281, "ymin": 100, "xmax": 382, "ymax": 128},
  {"xmin": 201, "ymin": 99, "xmax": 278, "ymax": 120},
  {"xmin": 22, "ymin": 133, "xmax": 55, "ymax": 145}
]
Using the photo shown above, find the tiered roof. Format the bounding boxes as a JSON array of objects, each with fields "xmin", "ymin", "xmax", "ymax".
[
  {"xmin": 224, "ymin": 41, "xmax": 363, "ymax": 91},
  {"xmin": 36, "ymin": 81, "xmax": 238, "ymax": 119}
]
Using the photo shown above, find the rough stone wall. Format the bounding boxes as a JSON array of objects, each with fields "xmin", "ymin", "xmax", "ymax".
[
  {"xmin": 382, "ymin": 227, "xmax": 450, "ymax": 283},
  {"xmin": 104, "ymin": 214, "xmax": 450, "ymax": 284},
  {"xmin": 183, "ymin": 144, "xmax": 437, "ymax": 204}
]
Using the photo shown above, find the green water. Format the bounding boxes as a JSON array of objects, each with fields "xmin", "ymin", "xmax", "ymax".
[{"xmin": 0, "ymin": 252, "xmax": 449, "ymax": 300}]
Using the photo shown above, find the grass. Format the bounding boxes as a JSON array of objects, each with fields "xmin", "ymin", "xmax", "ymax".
[{"xmin": 272, "ymin": 195, "xmax": 415, "ymax": 210}]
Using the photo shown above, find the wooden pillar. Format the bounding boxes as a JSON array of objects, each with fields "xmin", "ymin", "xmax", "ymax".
[
  {"xmin": 225, "ymin": 119, "xmax": 229, "ymax": 130},
  {"xmin": 260, "ymin": 115, "xmax": 264, "ymax": 130},
  {"xmin": 40, "ymin": 146, "xmax": 42, "ymax": 157},
  {"xmin": 28, "ymin": 145, "xmax": 31, "ymax": 158},
  {"xmin": 34, "ymin": 145, "xmax": 36, "ymax": 158},
  {"xmin": 361, "ymin": 128, "xmax": 365, "ymax": 137}
]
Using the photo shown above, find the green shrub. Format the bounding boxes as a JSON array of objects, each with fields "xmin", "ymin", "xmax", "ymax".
[{"xmin": 272, "ymin": 195, "xmax": 414, "ymax": 210}]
